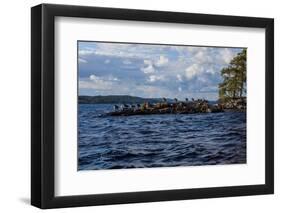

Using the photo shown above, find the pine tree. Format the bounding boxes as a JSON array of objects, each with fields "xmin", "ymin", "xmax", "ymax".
[{"xmin": 219, "ymin": 49, "xmax": 246, "ymax": 101}]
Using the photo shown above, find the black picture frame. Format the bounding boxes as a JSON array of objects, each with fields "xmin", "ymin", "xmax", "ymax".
[{"xmin": 31, "ymin": 3, "xmax": 274, "ymax": 209}]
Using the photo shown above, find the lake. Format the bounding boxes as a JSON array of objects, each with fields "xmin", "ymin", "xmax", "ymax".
[{"xmin": 78, "ymin": 104, "xmax": 246, "ymax": 170}]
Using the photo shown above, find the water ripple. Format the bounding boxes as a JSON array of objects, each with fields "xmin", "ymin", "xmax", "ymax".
[{"xmin": 78, "ymin": 104, "xmax": 246, "ymax": 170}]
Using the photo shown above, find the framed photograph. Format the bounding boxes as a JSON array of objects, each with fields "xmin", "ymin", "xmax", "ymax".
[{"xmin": 31, "ymin": 4, "xmax": 274, "ymax": 209}]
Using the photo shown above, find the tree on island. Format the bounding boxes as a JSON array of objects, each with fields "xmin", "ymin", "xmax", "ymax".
[{"xmin": 219, "ymin": 49, "xmax": 246, "ymax": 102}]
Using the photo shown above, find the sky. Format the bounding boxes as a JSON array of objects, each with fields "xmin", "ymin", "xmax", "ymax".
[{"xmin": 78, "ymin": 41, "xmax": 244, "ymax": 101}]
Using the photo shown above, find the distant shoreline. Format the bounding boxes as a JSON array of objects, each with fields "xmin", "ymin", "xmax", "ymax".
[{"xmin": 79, "ymin": 95, "xmax": 217, "ymax": 104}]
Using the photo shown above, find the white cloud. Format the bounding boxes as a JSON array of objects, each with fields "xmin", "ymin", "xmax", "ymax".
[
  {"xmin": 89, "ymin": 74, "xmax": 100, "ymax": 81},
  {"xmin": 193, "ymin": 49, "xmax": 213, "ymax": 65},
  {"xmin": 155, "ymin": 55, "xmax": 169, "ymax": 66},
  {"xmin": 185, "ymin": 64, "xmax": 202, "ymax": 79},
  {"xmin": 143, "ymin": 60, "xmax": 151, "ymax": 65},
  {"xmin": 79, "ymin": 80, "xmax": 112, "ymax": 90},
  {"xmin": 176, "ymin": 74, "xmax": 183, "ymax": 82},
  {"xmin": 141, "ymin": 64, "xmax": 155, "ymax": 74},
  {"xmin": 107, "ymin": 76, "xmax": 119, "ymax": 81},
  {"xmin": 141, "ymin": 60, "xmax": 155, "ymax": 74},
  {"xmin": 78, "ymin": 58, "xmax": 87, "ymax": 63},
  {"xmin": 81, "ymin": 74, "xmax": 120, "ymax": 90},
  {"xmin": 104, "ymin": 59, "xmax": 110, "ymax": 64},
  {"xmin": 90, "ymin": 74, "xmax": 119, "ymax": 82},
  {"xmin": 178, "ymin": 87, "xmax": 182, "ymax": 92},
  {"xmin": 148, "ymin": 75, "xmax": 165, "ymax": 82},
  {"xmin": 79, "ymin": 49, "xmax": 95, "ymax": 56},
  {"xmin": 220, "ymin": 48, "xmax": 236, "ymax": 64},
  {"xmin": 205, "ymin": 66, "xmax": 217, "ymax": 74}
]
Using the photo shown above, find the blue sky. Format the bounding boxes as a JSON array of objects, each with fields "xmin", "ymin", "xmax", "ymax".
[{"xmin": 78, "ymin": 41, "xmax": 244, "ymax": 101}]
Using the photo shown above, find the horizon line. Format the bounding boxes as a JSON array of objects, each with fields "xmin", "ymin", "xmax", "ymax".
[{"xmin": 78, "ymin": 94, "xmax": 219, "ymax": 101}]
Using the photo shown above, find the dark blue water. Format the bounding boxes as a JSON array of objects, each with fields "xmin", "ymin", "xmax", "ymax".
[{"xmin": 78, "ymin": 104, "xmax": 246, "ymax": 170}]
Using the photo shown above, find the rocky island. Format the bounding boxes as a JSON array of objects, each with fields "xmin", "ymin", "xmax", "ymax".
[{"xmin": 105, "ymin": 97, "xmax": 246, "ymax": 116}]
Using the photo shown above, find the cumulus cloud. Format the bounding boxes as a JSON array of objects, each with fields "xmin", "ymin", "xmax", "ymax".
[
  {"xmin": 185, "ymin": 64, "xmax": 202, "ymax": 79},
  {"xmin": 194, "ymin": 50, "xmax": 212, "ymax": 64}
]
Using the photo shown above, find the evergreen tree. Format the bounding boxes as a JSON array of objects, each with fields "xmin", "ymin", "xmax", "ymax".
[{"xmin": 219, "ymin": 49, "xmax": 246, "ymax": 101}]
